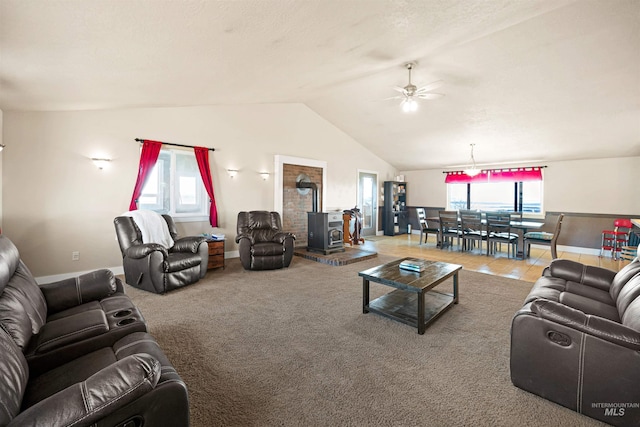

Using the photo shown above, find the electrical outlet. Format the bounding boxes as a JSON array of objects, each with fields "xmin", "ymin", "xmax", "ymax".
[{"xmin": 72, "ymin": 251, "xmax": 80, "ymax": 261}]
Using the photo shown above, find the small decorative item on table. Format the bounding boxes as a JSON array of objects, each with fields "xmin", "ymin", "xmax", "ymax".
[{"xmin": 399, "ymin": 259, "xmax": 427, "ymax": 272}]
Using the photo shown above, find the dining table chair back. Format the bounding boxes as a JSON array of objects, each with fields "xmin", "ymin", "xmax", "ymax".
[
  {"xmin": 524, "ymin": 213, "xmax": 564, "ymax": 259},
  {"xmin": 486, "ymin": 211, "xmax": 518, "ymax": 258},
  {"xmin": 438, "ymin": 210, "xmax": 461, "ymax": 250},
  {"xmin": 459, "ymin": 210, "xmax": 486, "ymax": 252},
  {"xmin": 416, "ymin": 208, "xmax": 439, "ymax": 245}
]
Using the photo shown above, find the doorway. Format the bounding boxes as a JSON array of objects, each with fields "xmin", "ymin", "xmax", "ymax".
[{"xmin": 358, "ymin": 171, "xmax": 378, "ymax": 237}]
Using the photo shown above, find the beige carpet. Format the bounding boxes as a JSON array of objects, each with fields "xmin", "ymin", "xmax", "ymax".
[{"xmin": 123, "ymin": 256, "xmax": 606, "ymax": 427}]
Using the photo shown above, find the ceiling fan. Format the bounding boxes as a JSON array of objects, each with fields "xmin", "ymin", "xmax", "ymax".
[{"xmin": 387, "ymin": 62, "xmax": 444, "ymax": 112}]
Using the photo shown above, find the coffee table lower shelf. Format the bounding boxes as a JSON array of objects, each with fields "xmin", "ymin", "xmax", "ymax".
[{"xmin": 366, "ymin": 289, "xmax": 455, "ymax": 332}]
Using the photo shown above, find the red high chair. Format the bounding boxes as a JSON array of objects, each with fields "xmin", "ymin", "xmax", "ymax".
[{"xmin": 600, "ymin": 219, "xmax": 633, "ymax": 259}]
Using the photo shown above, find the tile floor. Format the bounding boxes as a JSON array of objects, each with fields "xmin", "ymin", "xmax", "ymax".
[{"xmin": 358, "ymin": 233, "xmax": 628, "ymax": 283}]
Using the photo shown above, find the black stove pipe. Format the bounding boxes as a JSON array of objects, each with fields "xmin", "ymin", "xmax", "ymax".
[{"xmin": 296, "ymin": 181, "xmax": 318, "ymax": 213}]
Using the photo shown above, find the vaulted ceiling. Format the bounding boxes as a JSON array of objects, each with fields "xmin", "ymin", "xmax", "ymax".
[{"xmin": 1, "ymin": 0, "xmax": 638, "ymax": 170}]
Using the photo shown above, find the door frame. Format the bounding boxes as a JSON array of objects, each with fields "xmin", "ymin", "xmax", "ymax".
[{"xmin": 357, "ymin": 169, "xmax": 379, "ymax": 236}]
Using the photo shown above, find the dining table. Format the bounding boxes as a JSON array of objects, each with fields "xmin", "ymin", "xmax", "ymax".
[{"xmin": 427, "ymin": 217, "xmax": 544, "ymax": 260}]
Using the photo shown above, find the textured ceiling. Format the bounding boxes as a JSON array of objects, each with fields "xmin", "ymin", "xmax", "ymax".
[{"xmin": 1, "ymin": 0, "xmax": 638, "ymax": 170}]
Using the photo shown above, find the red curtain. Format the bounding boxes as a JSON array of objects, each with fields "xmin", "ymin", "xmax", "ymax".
[
  {"xmin": 445, "ymin": 167, "xmax": 543, "ymax": 184},
  {"xmin": 194, "ymin": 147, "xmax": 218, "ymax": 227},
  {"xmin": 128, "ymin": 140, "xmax": 162, "ymax": 211},
  {"xmin": 487, "ymin": 167, "xmax": 543, "ymax": 182},
  {"xmin": 445, "ymin": 171, "xmax": 489, "ymax": 184}
]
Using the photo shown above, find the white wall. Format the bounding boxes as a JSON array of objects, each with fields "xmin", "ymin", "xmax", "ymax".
[
  {"xmin": 2, "ymin": 104, "xmax": 396, "ymax": 276},
  {"xmin": 0, "ymin": 109, "xmax": 3, "ymax": 229},
  {"xmin": 402, "ymin": 157, "xmax": 640, "ymax": 215}
]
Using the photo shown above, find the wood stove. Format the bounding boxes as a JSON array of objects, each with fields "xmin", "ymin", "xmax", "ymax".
[{"xmin": 307, "ymin": 212, "xmax": 345, "ymax": 254}]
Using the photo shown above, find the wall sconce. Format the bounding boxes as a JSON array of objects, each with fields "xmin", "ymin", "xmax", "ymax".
[
  {"xmin": 0, "ymin": 144, "xmax": 5, "ymax": 152},
  {"xmin": 91, "ymin": 158, "xmax": 111, "ymax": 170},
  {"xmin": 260, "ymin": 172, "xmax": 270, "ymax": 180},
  {"xmin": 227, "ymin": 169, "xmax": 238, "ymax": 179}
]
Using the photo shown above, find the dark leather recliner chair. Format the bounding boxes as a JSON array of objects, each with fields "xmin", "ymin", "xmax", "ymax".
[
  {"xmin": 510, "ymin": 258, "xmax": 640, "ymax": 426},
  {"xmin": 114, "ymin": 213, "xmax": 208, "ymax": 294},
  {"xmin": 236, "ymin": 211, "xmax": 296, "ymax": 270}
]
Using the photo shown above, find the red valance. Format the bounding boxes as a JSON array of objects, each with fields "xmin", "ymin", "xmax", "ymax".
[{"xmin": 445, "ymin": 167, "xmax": 544, "ymax": 184}]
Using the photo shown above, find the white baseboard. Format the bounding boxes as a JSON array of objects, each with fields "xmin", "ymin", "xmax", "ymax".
[
  {"xmin": 530, "ymin": 244, "xmax": 601, "ymax": 256},
  {"xmin": 36, "ymin": 251, "xmax": 240, "ymax": 284},
  {"xmin": 37, "ymin": 266, "xmax": 125, "ymax": 284}
]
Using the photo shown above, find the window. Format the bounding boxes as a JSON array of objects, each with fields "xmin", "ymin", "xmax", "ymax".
[
  {"xmin": 447, "ymin": 181, "xmax": 543, "ymax": 213},
  {"xmin": 138, "ymin": 149, "xmax": 208, "ymax": 221}
]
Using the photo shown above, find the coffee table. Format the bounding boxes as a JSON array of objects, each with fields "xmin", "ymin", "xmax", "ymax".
[{"xmin": 359, "ymin": 258, "xmax": 462, "ymax": 334}]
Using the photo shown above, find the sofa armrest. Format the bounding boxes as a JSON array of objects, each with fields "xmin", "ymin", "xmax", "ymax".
[
  {"xmin": 34, "ymin": 309, "xmax": 108, "ymax": 354},
  {"xmin": 40, "ymin": 269, "xmax": 118, "ymax": 314},
  {"xmin": 531, "ymin": 299, "xmax": 640, "ymax": 351},
  {"xmin": 272, "ymin": 232, "xmax": 296, "ymax": 244},
  {"xmin": 548, "ymin": 259, "xmax": 616, "ymax": 291},
  {"xmin": 125, "ymin": 243, "xmax": 168, "ymax": 259},
  {"xmin": 9, "ymin": 353, "xmax": 160, "ymax": 427},
  {"xmin": 171, "ymin": 236, "xmax": 206, "ymax": 253},
  {"xmin": 235, "ymin": 233, "xmax": 255, "ymax": 245}
]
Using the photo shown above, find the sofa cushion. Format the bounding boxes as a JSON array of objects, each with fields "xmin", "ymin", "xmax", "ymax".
[
  {"xmin": 23, "ymin": 332, "xmax": 178, "ymax": 409},
  {"xmin": 564, "ymin": 281, "xmax": 614, "ymax": 306},
  {"xmin": 165, "ymin": 252, "xmax": 202, "ymax": 273},
  {"xmin": 548, "ymin": 259, "xmax": 616, "ymax": 291},
  {"xmin": 616, "ymin": 272, "xmax": 640, "ymax": 318},
  {"xmin": 0, "ymin": 327, "xmax": 28, "ymax": 426},
  {"xmin": 251, "ymin": 242, "xmax": 285, "ymax": 257},
  {"xmin": 622, "ymin": 296, "xmax": 640, "ymax": 332},
  {"xmin": 610, "ymin": 260, "xmax": 640, "ymax": 301},
  {"xmin": 558, "ymin": 292, "xmax": 621, "ymax": 322},
  {"xmin": 13, "ymin": 353, "xmax": 160, "ymax": 427},
  {"xmin": 0, "ymin": 284, "xmax": 37, "ymax": 350},
  {"xmin": 39, "ymin": 269, "xmax": 118, "ymax": 315}
]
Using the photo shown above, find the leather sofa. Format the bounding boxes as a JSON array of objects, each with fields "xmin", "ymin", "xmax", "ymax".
[
  {"xmin": 510, "ymin": 258, "xmax": 640, "ymax": 426},
  {"xmin": 236, "ymin": 211, "xmax": 296, "ymax": 270},
  {"xmin": 114, "ymin": 213, "xmax": 208, "ymax": 294},
  {"xmin": 0, "ymin": 235, "xmax": 189, "ymax": 426}
]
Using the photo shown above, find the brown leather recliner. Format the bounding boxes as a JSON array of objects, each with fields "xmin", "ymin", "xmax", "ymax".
[
  {"xmin": 236, "ymin": 211, "xmax": 296, "ymax": 270},
  {"xmin": 510, "ymin": 258, "xmax": 640, "ymax": 426},
  {"xmin": 114, "ymin": 213, "xmax": 208, "ymax": 294}
]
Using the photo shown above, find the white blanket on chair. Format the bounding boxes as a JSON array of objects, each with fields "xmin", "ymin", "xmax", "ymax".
[{"xmin": 122, "ymin": 210, "xmax": 174, "ymax": 248}]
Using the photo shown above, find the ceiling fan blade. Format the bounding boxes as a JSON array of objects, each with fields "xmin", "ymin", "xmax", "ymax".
[
  {"xmin": 416, "ymin": 93, "xmax": 444, "ymax": 100},
  {"xmin": 393, "ymin": 86, "xmax": 407, "ymax": 94},
  {"xmin": 382, "ymin": 95, "xmax": 404, "ymax": 101},
  {"xmin": 415, "ymin": 80, "xmax": 444, "ymax": 93}
]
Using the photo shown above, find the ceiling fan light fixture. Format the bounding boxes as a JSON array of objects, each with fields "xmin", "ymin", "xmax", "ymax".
[{"xmin": 402, "ymin": 97, "xmax": 418, "ymax": 113}]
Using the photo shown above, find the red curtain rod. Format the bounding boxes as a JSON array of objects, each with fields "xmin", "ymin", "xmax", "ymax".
[{"xmin": 135, "ymin": 138, "xmax": 215, "ymax": 152}]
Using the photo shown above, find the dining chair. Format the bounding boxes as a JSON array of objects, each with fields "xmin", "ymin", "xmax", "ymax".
[
  {"xmin": 486, "ymin": 212, "xmax": 518, "ymax": 258},
  {"xmin": 438, "ymin": 210, "xmax": 461, "ymax": 250},
  {"xmin": 416, "ymin": 208, "xmax": 439, "ymax": 245},
  {"xmin": 524, "ymin": 213, "xmax": 564, "ymax": 259},
  {"xmin": 459, "ymin": 210, "xmax": 486, "ymax": 252}
]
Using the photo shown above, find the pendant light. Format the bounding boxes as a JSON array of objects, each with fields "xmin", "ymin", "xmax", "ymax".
[{"xmin": 464, "ymin": 144, "xmax": 481, "ymax": 177}]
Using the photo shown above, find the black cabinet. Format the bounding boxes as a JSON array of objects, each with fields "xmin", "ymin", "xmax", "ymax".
[{"xmin": 383, "ymin": 181, "xmax": 408, "ymax": 236}]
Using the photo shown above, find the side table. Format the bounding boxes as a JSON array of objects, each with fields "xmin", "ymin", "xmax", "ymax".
[{"xmin": 206, "ymin": 239, "xmax": 225, "ymax": 270}]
